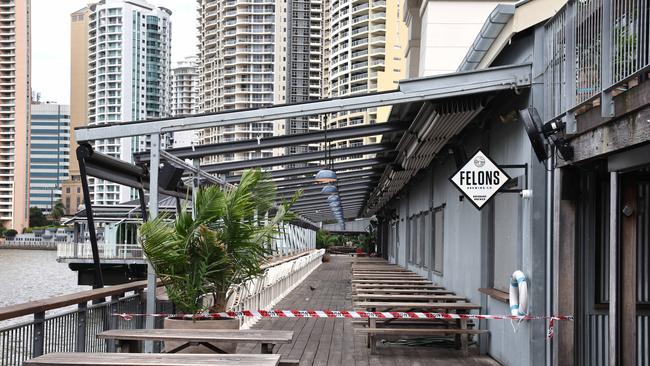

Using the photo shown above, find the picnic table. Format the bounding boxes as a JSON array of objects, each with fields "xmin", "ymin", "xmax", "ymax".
[
  {"xmin": 98, "ymin": 329, "xmax": 293, "ymax": 354},
  {"xmin": 24, "ymin": 353, "xmax": 282, "ymax": 366},
  {"xmin": 351, "ymin": 279, "xmax": 431, "ymax": 284}
]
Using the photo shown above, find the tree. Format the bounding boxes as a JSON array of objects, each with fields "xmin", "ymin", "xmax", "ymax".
[
  {"xmin": 50, "ymin": 200, "xmax": 66, "ymax": 222},
  {"xmin": 29, "ymin": 207, "xmax": 49, "ymax": 227}
]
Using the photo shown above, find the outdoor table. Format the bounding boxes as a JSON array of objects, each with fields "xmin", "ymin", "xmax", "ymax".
[
  {"xmin": 24, "ymin": 353, "xmax": 282, "ymax": 366},
  {"xmin": 352, "ymin": 288, "xmax": 455, "ymax": 295},
  {"xmin": 352, "ymin": 284, "xmax": 444, "ymax": 289},
  {"xmin": 98, "ymin": 329, "xmax": 293, "ymax": 354}
]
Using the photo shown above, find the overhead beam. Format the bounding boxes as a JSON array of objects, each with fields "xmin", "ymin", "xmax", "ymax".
[
  {"xmin": 135, "ymin": 122, "xmax": 405, "ymax": 161},
  {"xmin": 276, "ymin": 179, "xmax": 378, "ymax": 195},
  {"xmin": 226, "ymin": 158, "xmax": 389, "ymax": 182},
  {"xmin": 292, "ymin": 199, "xmax": 368, "ymax": 210},
  {"xmin": 278, "ymin": 186, "xmax": 372, "ymax": 199},
  {"xmin": 274, "ymin": 169, "xmax": 382, "ymax": 188},
  {"xmin": 204, "ymin": 143, "xmax": 395, "ymax": 173},
  {"xmin": 75, "ymin": 63, "xmax": 532, "ymax": 142},
  {"xmin": 288, "ymin": 193, "xmax": 370, "ymax": 206}
]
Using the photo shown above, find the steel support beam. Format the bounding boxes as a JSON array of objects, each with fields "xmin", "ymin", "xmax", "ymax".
[
  {"xmin": 136, "ymin": 123, "xmax": 405, "ymax": 161},
  {"xmin": 75, "ymin": 64, "xmax": 532, "ymax": 142},
  {"xmin": 292, "ymin": 199, "xmax": 367, "ymax": 210},
  {"xmin": 204, "ymin": 143, "xmax": 394, "ymax": 173},
  {"xmin": 275, "ymin": 169, "xmax": 382, "ymax": 188},
  {"xmin": 278, "ymin": 186, "xmax": 372, "ymax": 199},
  {"xmin": 289, "ymin": 193, "xmax": 370, "ymax": 206},
  {"xmin": 276, "ymin": 179, "xmax": 378, "ymax": 195},
  {"xmin": 226, "ymin": 158, "xmax": 389, "ymax": 182}
]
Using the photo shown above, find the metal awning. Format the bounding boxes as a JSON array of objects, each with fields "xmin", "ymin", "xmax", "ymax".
[{"xmin": 75, "ymin": 63, "xmax": 532, "ymax": 225}]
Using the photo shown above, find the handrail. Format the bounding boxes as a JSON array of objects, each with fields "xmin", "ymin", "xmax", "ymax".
[{"xmin": 0, "ymin": 280, "xmax": 161, "ymax": 321}]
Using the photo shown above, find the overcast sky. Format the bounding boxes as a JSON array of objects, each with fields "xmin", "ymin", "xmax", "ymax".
[{"xmin": 32, "ymin": 0, "xmax": 198, "ymax": 104}]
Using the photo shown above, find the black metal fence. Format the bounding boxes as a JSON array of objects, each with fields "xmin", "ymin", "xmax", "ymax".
[{"xmin": 0, "ymin": 292, "xmax": 171, "ymax": 366}]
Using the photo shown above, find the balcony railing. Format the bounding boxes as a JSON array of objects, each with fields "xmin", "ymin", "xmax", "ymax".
[{"xmin": 543, "ymin": 0, "xmax": 650, "ymax": 129}]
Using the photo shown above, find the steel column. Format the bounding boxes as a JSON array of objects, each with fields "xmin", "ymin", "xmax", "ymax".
[
  {"xmin": 609, "ymin": 171, "xmax": 618, "ymax": 365},
  {"xmin": 77, "ymin": 146, "xmax": 105, "ymax": 289},
  {"xmin": 144, "ymin": 133, "xmax": 160, "ymax": 353}
]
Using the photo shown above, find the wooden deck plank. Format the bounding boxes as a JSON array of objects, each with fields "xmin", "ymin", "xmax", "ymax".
[
  {"xmin": 238, "ymin": 256, "xmax": 498, "ymax": 365},
  {"xmin": 24, "ymin": 353, "xmax": 280, "ymax": 366}
]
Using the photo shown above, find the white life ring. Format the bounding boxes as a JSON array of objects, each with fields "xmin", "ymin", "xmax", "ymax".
[{"xmin": 509, "ymin": 270, "xmax": 528, "ymax": 316}]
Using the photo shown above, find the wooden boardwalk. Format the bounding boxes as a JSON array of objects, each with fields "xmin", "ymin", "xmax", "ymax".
[{"xmin": 237, "ymin": 256, "xmax": 499, "ymax": 366}]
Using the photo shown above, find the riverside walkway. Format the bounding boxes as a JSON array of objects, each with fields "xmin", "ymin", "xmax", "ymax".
[{"xmin": 237, "ymin": 256, "xmax": 499, "ymax": 366}]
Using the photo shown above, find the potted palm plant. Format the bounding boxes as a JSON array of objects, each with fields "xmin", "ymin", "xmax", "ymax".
[{"xmin": 139, "ymin": 169, "xmax": 299, "ymax": 351}]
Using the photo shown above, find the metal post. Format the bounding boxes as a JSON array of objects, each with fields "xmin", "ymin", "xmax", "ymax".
[
  {"xmin": 76, "ymin": 302, "xmax": 87, "ymax": 352},
  {"xmin": 546, "ymin": 149, "xmax": 555, "ymax": 366},
  {"xmin": 33, "ymin": 311, "xmax": 45, "ymax": 357},
  {"xmin": 144, "ymin": 133, "xmax": 160, "ymax": 353},
  {"xmin": 77, "ymin": 145, "xmax": 105, "ymax": 289},
  {"xmin": 107, "ymin": 295, "xmax": 119, "ymax": 353},
  {"xmin": 609, "ymin": 171, "xmax": 618, "ymax": 366},
  {"xmin": 565, "ymin": 0, "xmax": 577, "ymax": 133},
  {"xmin": 601, "ymin": 0, "xmax": 615, "ymax": 117},
  {"xmin": 192, "ymin": 158, "xmax": 200, "ymax": 219}
]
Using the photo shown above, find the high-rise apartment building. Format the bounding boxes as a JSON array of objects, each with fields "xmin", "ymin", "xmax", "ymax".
[
  {"xmin": 0, "ymin": 0, "xmax": 30, "ymax": 230},
  {"xmin": 171, "ymin": 56, "xmax": 199, "ymax": 148},
  {"xmin": 29, "ymin": 103, "xmax": 70, "ymax": 213},
  {"xmin": 63, "ymin": 6, "xmax": 91, "ymax": 216},
  {"xmin": 84, "ymin": 0, "xmax": 171, "ymax": 205},
  {"xmin": 322, "ymin": 0, "xmax": 405, "ymax": 159},
  {"xmin": 197, "ymin": 0, "xmax": 322, "ymax": 164}
]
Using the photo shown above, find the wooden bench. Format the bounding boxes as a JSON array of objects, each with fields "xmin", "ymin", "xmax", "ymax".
[
  {"xmin": 354, "ymin": 327, "xmax": 488, "ymax": 355},
  {"xmin": 352, "ymin": 289, "xmax": 455, "ymax": 295},
  {"xmin": 24, "ymin": 353, "xmax": 282, "ymax": 366},
  {"xmin": 351, "ymin": 279, "xmax": 431, "ymax": 284},
  {"xmin": 98, "ymin": 329, "xmax": 293, "ymax": 354},
  {"xmin": 353, "ymin": 284, "xmax": 443, "ymax": 289},
  {"xmin": 354, "ymin": 301, "xmax": 481, "ymax": 356},
  {"xmin": 352, "ymin": 294, "xmax": 467, "ymax": 302}
]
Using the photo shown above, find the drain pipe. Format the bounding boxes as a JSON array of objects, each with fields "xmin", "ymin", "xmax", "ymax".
[{"xmin": 545, "ymin": 148, "xmax": 555, "ymax": 366}]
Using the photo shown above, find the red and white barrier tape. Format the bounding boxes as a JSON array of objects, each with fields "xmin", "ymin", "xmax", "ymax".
[{"xmin": 113, "ymin": 310, "xmax": 573, "ymax": 339}]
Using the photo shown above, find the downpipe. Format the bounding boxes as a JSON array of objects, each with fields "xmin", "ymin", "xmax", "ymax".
[{"xmin": 545, "ymin": 148, "xmax": 555, "ymax": 366}]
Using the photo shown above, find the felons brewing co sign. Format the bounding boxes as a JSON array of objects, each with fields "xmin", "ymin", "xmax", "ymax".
[{"xmin": 449, "ymin": 150, "xmax": 510, "ymax": 210}]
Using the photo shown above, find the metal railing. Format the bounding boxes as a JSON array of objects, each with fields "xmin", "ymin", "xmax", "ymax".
[
  {"xmin": 230, "ymin": 249, "xmax": 325, "ymax": 328},
  {"xmin": 543, "ymin": 0, "xmax": 650, "ymax": 126},
  {"xmin": 56, "ymin": 243, "xmax": 144, "ymax": 261},
  {"xmin": 0, "ymin": 249, "xmax": 323, "ymax": 365},
  {"xmin": 0, "ymin": 281, "xmax": 170, "ymax": 366}
]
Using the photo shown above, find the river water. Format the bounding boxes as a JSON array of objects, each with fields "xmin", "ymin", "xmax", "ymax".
[{"xmin": 0, "ymin": 249, "xmax": 91, "ymax": 327}]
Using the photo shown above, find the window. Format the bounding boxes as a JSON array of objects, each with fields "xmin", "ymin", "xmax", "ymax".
[
  {"xmin": 433, "ymin": 205, "xmax": 444, "ymax": 274},
  {"xmin": 492, "ymin": 180, "xmax": 521, "ymax": 291},
  {"xmin": 66, "ymin": 187, "xmax": 71, "ymax": 194}
]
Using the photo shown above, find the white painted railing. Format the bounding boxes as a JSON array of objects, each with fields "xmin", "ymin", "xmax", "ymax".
[
  {"xmin": 56, "ymin": 242, "xmax": 144, "ymax": 261},
  {"xmin": 229, "ymin": 249, "xmax": 325, "ymax": 328}
]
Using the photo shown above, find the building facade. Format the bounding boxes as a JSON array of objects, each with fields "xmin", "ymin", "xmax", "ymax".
[
  {"xmin": 171, "ymin": 56, "xmax": 199, "ymax": 148},
  {"xmin": 63, "ymin": 6, "xmax": 91, "ymax": 216},
  {"xmin": 322, "ymin": 0, "xmax": 405, "ymax": 161},
  {"xmin": 85, "ymin": 0, "xmax": 172, "ymax": 205},
  {"xmin": 196, "ymin": 0, "xmax": 322, "ymax": 165},
  {"xmin": 29, "ymin": 103, "xmax": 70, "ymax": 213},
  {"xmin": 0, "ymin": 0, "xmax": 31, "ymax": 230}
]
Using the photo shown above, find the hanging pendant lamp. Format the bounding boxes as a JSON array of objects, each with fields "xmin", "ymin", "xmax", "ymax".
[
  {"xmin": 322, "ymin": 184, "xmax": 338, "ymax": 194},
  {"xmin": 315, "ymin": 120, "xmax": 337, "ymax": 183}
]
